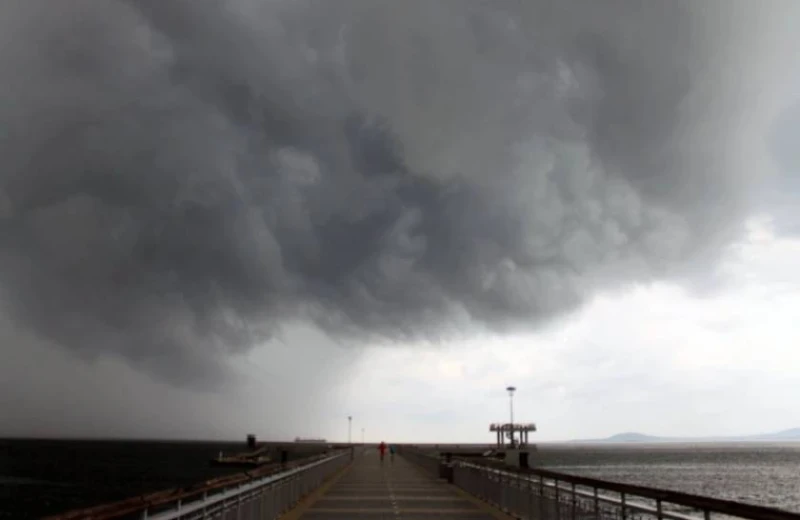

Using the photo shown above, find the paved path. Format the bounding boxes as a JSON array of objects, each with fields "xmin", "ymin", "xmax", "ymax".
[{"xmin": 286, "ymin": 450, "xmax": 509, "ymax": 519}]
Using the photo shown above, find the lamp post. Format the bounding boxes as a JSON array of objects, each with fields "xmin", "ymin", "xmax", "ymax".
[
  {"xmin": 506, "ymin": 386, "xmax": 516, "ymax": 447},
  {"xmin": 361, "ymin": 428, "xmax": 365, "ymax": 445},
  {"xmin": 348, "ymin": 416, "xmax": 352, "ymax": 444}
]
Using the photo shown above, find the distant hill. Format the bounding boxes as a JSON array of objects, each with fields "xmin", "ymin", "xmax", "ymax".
[
  {"xmin": 755, "ymin": 428, "xmax": 800, "ymax": 440},
  {"xmin": 570, "ymin": 428, "xmax": 800, "ymax": 444},
  {"xmin": 604, "ymin": 432, "xmax": 660, "ymax": 443}
]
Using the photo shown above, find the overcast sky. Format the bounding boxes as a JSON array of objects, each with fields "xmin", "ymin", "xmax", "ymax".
[{"xmin": 1, "ymin": 0, "xmax": 800, "ymax": 444}]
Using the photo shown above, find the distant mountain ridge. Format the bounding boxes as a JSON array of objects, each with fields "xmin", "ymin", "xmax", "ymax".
[{"xmin": 571, "ymin": 428, "xmax": 800, "ymax": 444}]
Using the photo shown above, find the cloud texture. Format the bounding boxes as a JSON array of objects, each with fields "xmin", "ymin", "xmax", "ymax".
[{"xmin": 0, "ymin": 0, "xmax": 794, "ymax": 386}]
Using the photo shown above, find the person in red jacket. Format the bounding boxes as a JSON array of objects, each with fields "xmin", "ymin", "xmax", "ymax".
[{"xmin": 378, "ymin": 441, "xmax": 387, "ymax": 462}]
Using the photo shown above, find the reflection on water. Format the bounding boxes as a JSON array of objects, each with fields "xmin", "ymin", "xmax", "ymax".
[{"xmin": 535, "ymin": 443, "xmax": 800, "ymax": 513}]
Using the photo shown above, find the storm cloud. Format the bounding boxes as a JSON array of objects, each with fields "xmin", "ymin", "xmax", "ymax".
[{"xmin": 0, "ymin": 0, "xmax": 792, "ymax": 387}]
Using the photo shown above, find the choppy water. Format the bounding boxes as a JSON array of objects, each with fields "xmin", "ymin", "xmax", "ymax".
[{"xmin": 535, "ymin": 443, "xmax": 800, "ymax": 513}]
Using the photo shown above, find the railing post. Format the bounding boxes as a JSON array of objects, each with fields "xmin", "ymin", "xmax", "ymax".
[
  {"xmin": 481, "ymin": 466, "xmax": 487, "ymax": 502},
  {"xmin": 539, "ymin": 475, "xmax": 545, "ymax": 520},
  {"xmin": 656, "ymin": 498, "xmax": 663, "ymax": 520},
  {"xmin": 500, "ymin": 473, "xmax": 511, "ymax": 513},
  {"xmin": 571, "ymin": 482, "xmax": 577, "ymax": 520},
  {"xmin": 555, "ymin": 478, "xmax": 561, "ymax": 520},
  {"xmin": 705, "ymin": 510, "xmax": 712, "ymax": 520},
  {"xmin": 528, "ymin": 474, "xmax": 533, "ymax": 519},
  {"xmin": 620, "ymin": 492, "xmax": 626, "ymax": 520},
  {"xmin": 593, "ymin": 486, "xmax": 599, "ymax": 520}
]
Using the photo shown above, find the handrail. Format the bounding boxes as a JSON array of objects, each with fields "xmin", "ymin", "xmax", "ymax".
[
  {"xmin": 398, "ymin": 447, "xmax": 800, "ymax": 520},
  {"xmin": 401, "ymin": 449, "xmax": 690, "ymax": 520},
  {"xmin": 456, "ymin": 459, "xmax": 695, "ymax": 520},
  {"xmin": 453, "ymin": 456, "xmax": 800, "ymax": 520},
  {"xmin": 148, "ymin": 453, "xmax": 344, "ymax": 520},
  {"xmin": 44, "ymin": 449, "xmax": 351, "ymax": 520}
]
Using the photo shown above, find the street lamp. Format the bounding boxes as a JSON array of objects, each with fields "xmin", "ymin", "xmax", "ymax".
[
  {"xmin": 348, "ymin": 416, "xmax": 352, "ymax": 444},
  {"xmin": 361, "ymin": 428, "xmax": 365, "ymax": 445},
  {"xmin": 506, "ymin": 386, "xmax": 516, "ymax": 447}
]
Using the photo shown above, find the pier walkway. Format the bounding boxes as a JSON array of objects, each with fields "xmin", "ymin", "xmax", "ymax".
[{"xmin": 284, "ymin": 449, "xmax": 510, "ymax": 519}]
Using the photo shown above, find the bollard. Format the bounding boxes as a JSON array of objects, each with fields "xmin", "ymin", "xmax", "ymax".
[
  {"xmin": 439, "ymin": 452, "xmax": 454, "ymax": 483},
  {"xmin": 519, "ymin": 451, "xmax": 530, "ymax": 469}
]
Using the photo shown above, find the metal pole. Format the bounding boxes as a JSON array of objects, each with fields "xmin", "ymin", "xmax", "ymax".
[
  {"xmin": 361, "ymin": 428, "xmax": 365, "ymax": 444},
  {"xmin": 506, "ymin": 386, "xmax": 516, "ymax": 447},
  {"xmin": 348, "ymin": 416, "xmax": 352, "ymax": 444}
]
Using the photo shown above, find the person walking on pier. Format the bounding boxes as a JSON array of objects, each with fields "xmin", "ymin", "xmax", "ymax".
[{"xmin": 378, "ymin": 441, "xmax": 387, "ymax": 462}]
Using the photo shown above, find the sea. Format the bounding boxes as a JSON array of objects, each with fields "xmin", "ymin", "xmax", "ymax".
[
  {"xmin": 535, "ymin": 442, "xmax": 800, "ymax": 513},
  {"xmin": 1, "ymin": 440, "xmax": 799, "ymax": 519}
]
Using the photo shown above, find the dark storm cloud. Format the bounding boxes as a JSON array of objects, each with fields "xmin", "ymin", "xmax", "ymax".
[{"xmin": 0, "ymin": 0, "xmax": 790, "ymax": 386}]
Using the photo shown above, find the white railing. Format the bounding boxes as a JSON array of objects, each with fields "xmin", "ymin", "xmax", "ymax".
[
  {"xmin": 399, "ymin": 447, "xmax": 800, "ymax": 520},
  {"xmin": 144, "ymin": 451, "xmax": 350, "ymax": 520},
  {"xmin": 44, "ymin": 449, "xmax": 358, "ymax": 520},
  {"xmin": 454, "ymin": 460, "xmax": 696, "ymax": 520}
]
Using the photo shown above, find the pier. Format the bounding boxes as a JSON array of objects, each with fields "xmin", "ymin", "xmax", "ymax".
[{"xmin": 44, "ymin": 443, "xmax": 800, "ymax": 520}]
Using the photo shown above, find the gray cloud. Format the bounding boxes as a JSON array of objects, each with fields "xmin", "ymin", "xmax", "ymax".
[
  {"xmin": 765, "ymin": 102, "xmax": 800, "ymax": 235},
  {"xmin": 0, "ymin": 0, "xmax": 793, "ymax": 388}
]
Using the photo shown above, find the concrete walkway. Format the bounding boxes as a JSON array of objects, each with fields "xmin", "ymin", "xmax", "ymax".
[{"xmin": 285, "ymin": 449, "xmax": 510, "ymax": 519}]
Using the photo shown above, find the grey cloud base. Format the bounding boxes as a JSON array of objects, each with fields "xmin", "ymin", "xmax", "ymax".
[{"xmin": 0, "ymin": 0, "xmax": 790, "ymax": 387}]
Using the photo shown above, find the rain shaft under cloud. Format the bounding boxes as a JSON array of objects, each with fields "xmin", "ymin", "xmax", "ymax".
[{"xmin": 0, "ymin": 0, "xmax": 794, "ymax": 387}]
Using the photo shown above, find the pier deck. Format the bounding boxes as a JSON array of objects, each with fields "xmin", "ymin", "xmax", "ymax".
[{"xmin": 284, "ymin": 449, "xmax": 511, "ymax": 519}]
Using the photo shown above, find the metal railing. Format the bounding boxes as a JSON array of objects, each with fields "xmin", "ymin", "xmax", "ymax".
[
  {"xmin": 399, "ymin": 448, "xmax": 800, "ymax": 520},
  {"xmin": 45, "ymin": 449, "xmax": 355, "ymax": 520},
  {"xmin": 397, "ymin": 446, "xmax": 441, "ymax": 475}
]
